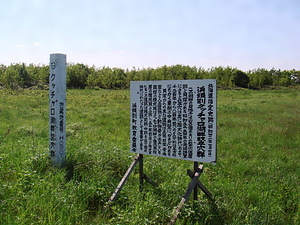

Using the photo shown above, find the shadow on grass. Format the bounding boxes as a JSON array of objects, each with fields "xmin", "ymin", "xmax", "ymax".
[
  {"xmin": 177, "ymin": 198, "xmax": 226, "ymax": 225},
  {"xmin": 64, "ymin": 157, "xmax": 97, "ymax": 182},
  {"xmin": 65, "ymin": 159, "xmax": 78, "ymax": 182},
  {"xmin": 207, "ymin": 199, "xmax": 226, "ymax": 225}
]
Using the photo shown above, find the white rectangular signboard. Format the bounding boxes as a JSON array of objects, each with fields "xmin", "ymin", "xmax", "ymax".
[
  {"xmin": 130, "ymin": 80, "xmax": 217, "ymax": 163},
  {"xmin": 49, "ymin": 53, "xmax": 67, "ymax": 166}
]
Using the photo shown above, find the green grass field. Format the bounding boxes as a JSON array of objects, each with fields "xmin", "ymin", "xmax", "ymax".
[{"xmin": 0, "ymin": 87, "xmax": 299, "ymax": 224}]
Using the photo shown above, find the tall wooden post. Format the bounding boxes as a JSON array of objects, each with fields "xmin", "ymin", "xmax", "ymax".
[
  {"xmin": 49, "ymin": 53, "xmax": 67, "ymax": 167},
  {"xmin": 139, "ymin": 154, "xmax": 144, "ymax": 191},
  {"xmin": 193, "ymin": 161, "xmax": 199, "ymax": 201}
]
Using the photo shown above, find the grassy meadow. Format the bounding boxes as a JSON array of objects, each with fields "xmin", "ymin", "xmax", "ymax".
[{"xmin": 0, "ymin": 87, "xmax": 299, "ymax": 224}]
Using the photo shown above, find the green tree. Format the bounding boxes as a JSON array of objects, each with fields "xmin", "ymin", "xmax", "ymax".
[
  {"xmin": 91, "ymin": 67, "xmax": 127, "ymax": 89},
  {"xmin": 167, "ymin": 65, "xmax": 196, "ymax": 80},
  {"xmin": 38, "ymin": 65, "xmax": 50, "ymax": 85},
  {"xmin": 99, "ymin": 67, "xmax": 114, "ymax": 89},
  {"xmin": 67, "ymin": 63, "xmax": 90, "ymax": 88},
  {"xmin": 26, "ymin": 64, "xmax": 40, "ymax": 86},
  {"xmin": 25, "ymin": 64, "xmax": 49, "ymax": 86},
  {"xmin": 271, "ymin": 69, "xmax": 291, "ymax": 86},
  {"xmin": 0, "ymin": 64, "xmax": 7, "ymax": 87},
  {"xmin": 197, "ymin": 67, "xmax": 209, "ymax": 80},
  {"xmin": 232, "ymin": 69, "xmax": 249, "ymax": 88},
  {"xmin": 248, "ymin": 68, "xmax": 273, "ymax": 88},
  {"xmin": 150, "ymin": 66, "xmax": 168, "ymax": 80},
  {"xmin": 113, "ymin": 68, "xmax": 127, "ymax": 88},
  {"xmin": 86, "ymin": 66, "xmax": 99, "ymax": 88},
  {"xmin": 126, "ymin": 67, "xmax": 139, "ymax": 82},
  {"xmin": 208, "ymin": 66, "xmax": 234, "ymax": 87},
  {"xmin": 2, "ymin": 63, "xmax": 30, "ymax": 89},
  {"xmin": 136, "ymin": 68, "xmax": 153, "ymax": 81}
]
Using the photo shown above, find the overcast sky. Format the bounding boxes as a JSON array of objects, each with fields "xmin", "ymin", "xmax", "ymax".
[{"xmin": 1, "ymin": 0, "xmax": 300, "ymax": 70}]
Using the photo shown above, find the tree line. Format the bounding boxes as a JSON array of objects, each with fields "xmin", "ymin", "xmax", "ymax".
[{"xmin": 0, "ymin": 63, "xmax": 299, "ymax": 90}]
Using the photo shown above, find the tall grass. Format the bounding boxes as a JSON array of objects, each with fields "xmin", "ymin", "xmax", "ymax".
[{"xmin": 0, "ymin": 88, "xmax": 299, "ymax": 224}]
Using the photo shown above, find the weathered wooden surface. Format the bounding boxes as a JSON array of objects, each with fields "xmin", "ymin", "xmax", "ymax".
[
  {"xmin": 107, "ymin": 154, "xmax": 140, "ymax": 205},
  {"xmin": 139, "ymin": 154, "xmax": 144, "ymax": 191},
  {"xmin": 107, "ymin": 154, "xmax": 158, "ymax": 206},
  {"xmin": 187, "ymin": 169, "xmax": 213, "ymax": 200},
  {"xmin": 169, "ymin": 164, "xmax": 214, "ymax": 224},
  {"xmin": 169, "ymin": 165, "xmax": 204, "ymax": 225},
  {"xmin": 193, "ymin": 161, "xmax": 199, "ymax": 201}
]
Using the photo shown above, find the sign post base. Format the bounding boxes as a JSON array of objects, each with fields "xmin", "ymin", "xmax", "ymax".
[
  {"xmin": 106, "ymin": 156, "xmax": 214, "ymax": 225},
  {"xmin": 106, "ymin": 154, "xmax": 157, "ymax": 206},
  {"xmin": 169, "ymin": 164, "xmax": 213, "ymax": 225}
]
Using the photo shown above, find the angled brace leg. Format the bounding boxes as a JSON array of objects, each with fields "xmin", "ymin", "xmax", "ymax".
[
  {"xmin": 169, "ymin": 165, "xmax": 204, "ymax": 225},
  {"xmin": 187, "ymin": 168, "xmax": 213, "ymax": 200},
  {"xmin": 107, "ymin": 154, "xmax": 140, "ymax": 205}
]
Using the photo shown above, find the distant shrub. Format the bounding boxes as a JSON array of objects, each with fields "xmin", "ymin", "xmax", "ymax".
[{"xmin": 1, "ymin": 63, "xmax": 299, "ymax": 89}]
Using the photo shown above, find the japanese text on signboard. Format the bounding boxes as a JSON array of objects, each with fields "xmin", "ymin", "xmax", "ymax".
[{"xmin": 130, "ymin": 80, "xmax": 217, "ymax": 163}]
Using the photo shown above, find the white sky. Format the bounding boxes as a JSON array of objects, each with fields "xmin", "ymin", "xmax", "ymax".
[{"xmin": 1, "ymin": 0, "xmax": 300, "ymax": 70}]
